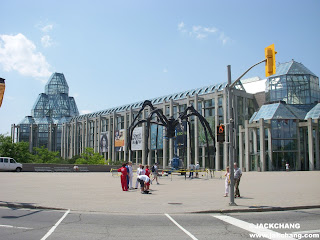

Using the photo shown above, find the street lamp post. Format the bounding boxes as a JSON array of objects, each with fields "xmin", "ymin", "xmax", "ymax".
[
  {"xmin": 226, "ymin": 44, "xmax": 277, "ymax": 207},
  {"xmin": 227, "ymin": 65, "xmax": 236, "ymax": 206}
]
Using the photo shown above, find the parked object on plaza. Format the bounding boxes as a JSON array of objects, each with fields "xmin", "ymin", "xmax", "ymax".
[
  {"xmin": 0, "ymin": 157, "xmax": 23, "ymax": 172},
  {"xmin": 127, "ymin": 100, "xmax": 216, "ymax": 165},
  {"xmin": 169, "ymin": 156, "xmax": 184, "ymax": 170}
]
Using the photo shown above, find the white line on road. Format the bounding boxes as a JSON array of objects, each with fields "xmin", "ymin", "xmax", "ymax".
[
  {"xmin": 41, "ymin": 209, "xmax": 70, "ymax": 240},
  {"xmin": 212, "ymin": 215, "xmax": 296, "ymax": 240},
  {"xmin": 0, "ymin": 224, "xmax": 33, "ymax": 230},
  {"xmin": 165, "ymin": 213, "xmax": 198, "ymax": 240}
]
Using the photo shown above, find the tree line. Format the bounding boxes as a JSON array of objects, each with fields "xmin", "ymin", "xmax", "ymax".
[{"xmin": 0, "ymin": 134, "xmax": 105, "ymax": 165}]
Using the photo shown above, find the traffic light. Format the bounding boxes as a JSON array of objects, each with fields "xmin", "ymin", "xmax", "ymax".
[
  {"xmin": 265, "ymin": 44, "xmax": 277, "ymax": 77},
  {"xmin": 0, "ymin": 78, "xmax": 5, "ymax": 108},
  {"xmin": 217, "ymin": 124, "xmax": 225, "ymax": 143}
]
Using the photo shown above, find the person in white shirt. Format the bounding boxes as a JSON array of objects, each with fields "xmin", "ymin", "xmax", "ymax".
[
  {"xmin": 224, "ymin": 166, "xmax": 230, "ymax": 197},
  {"xmin": 137, "ymin": 175, "xmax": 151, "ymax": 194},
  {"xmin": 135, "ymin": 164, "xmax": 143, "ymax": 189},
  {"xmin": 128, "ymin": 162, "xmax": 134, "ymax": 189},
  {"xmin": 195, "ymin": 162, "xmax": 200, "ymax": 178}
]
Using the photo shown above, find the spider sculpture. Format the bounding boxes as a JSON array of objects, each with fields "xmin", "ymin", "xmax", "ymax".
[{"xmin": 127, "ymin": 100, "xmax": 216, "ymax": 165}]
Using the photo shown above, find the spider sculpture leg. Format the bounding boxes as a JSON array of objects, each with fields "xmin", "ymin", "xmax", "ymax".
[
  {"xmin": 179, "ymin": 105, "xmax": 216, "ymax": 166},
  {"xmin": 127, "ymin": 104, "xmax": 168, "ymax": 164},
  {"xmin": 145, "ymin": 109, "xmax": 168, "ymax": 164}
]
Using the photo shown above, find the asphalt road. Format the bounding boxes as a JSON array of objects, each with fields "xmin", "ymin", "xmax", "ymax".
[{"xmin": 0, "ymin": 207, "xmax": 319, "ymax": 240}]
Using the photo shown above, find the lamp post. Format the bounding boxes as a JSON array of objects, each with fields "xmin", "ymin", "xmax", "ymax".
[
  {"xmin": 227, "ymin": 46, "xmax": 276, "ymax": 206},
  {"xmin": 227, "ymin": 65, "xmax": 236, "ymax": 206}
]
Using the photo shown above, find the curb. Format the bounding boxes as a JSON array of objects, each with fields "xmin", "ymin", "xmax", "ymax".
[
  {"xmin": 192, "ymin": 205, "xmax": 320, "ymax": 214},
  {"xmin": 1, "ymin": 202, "xmax": 320, "ymax": 214}
]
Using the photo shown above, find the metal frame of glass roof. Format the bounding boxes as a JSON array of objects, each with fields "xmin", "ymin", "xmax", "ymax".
[{"xmin": 71, "ymin": 82, "xmax": 228, "ymax": 121}]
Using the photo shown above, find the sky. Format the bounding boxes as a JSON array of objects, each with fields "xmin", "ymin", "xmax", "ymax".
[{"xmin": 0, "ymin": 0, "xmax": 320, "ymax": 135}]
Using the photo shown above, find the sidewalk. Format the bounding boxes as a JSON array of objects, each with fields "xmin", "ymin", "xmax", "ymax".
[{"xmin": 0, "ymin": 171, "xmax": 319, "ymax": 214}]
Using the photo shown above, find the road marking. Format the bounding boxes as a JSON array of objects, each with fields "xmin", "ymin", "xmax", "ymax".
[
  {"xmin": 165, "ymin": 213, "xmax": 198, "ymax": 240},
  {"xmin": 212, "ymin": 215, "xmax": 296, "ymax": 240},
  {"xmin": 41, "ymin": 209, "xmax": 70, "ymax": 240},
  {"xmin": 292, "ymin": 229, "xmax": 320, "ymax": 234},
  {"xmin": 0, "ymin": 224, "xmax": 33, "ymax": 230}
]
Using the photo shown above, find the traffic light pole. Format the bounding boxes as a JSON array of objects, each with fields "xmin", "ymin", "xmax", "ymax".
[
  {"xmin": 227, "ymin": 59, "xmax": 269, "ymax": 206},
  {"xmin": 227, "ymin": 65, "xmax": 236, "ymax": 206},
  {"xmin": 230, "ymin": 59, "xmax": 266, "ymax": 88}
]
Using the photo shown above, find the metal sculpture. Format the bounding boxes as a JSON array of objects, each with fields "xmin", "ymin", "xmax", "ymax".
[{"xmin": 127, "ymin": 100, "xmax": 216, "ymax": 165}]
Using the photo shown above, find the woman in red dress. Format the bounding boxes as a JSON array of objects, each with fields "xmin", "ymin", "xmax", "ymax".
[
  {"xmin": 117, "ymin": 163, "xmax": 128, "ymax": 191},
  {"xmin": 145, "ymin": 165, "xmax": 151, "ymax": 191}
]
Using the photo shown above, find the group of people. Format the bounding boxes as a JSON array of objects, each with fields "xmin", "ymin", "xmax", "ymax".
[
  {"xmin": 224, "ymin": 162, "xmax": 242, "ymax": 198},
  {"xmin": 117, "ymin": 162, "xmax": 160, "ymax": 194},
  {"xmin": 188, "ymin": 162, "xmax": 200, "ymax": 178}
]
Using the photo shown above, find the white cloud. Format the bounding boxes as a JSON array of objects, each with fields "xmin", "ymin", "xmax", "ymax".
[
  {"xmin": 178, "ymin": 21, "xmax": 184, "ymax": 30},
  {"xmin": 0, "ymin": 33, "xmax": 52, "ymax": 80},
  {"xmin": 41, "ymin": 24, "xmax": 53, "ymax": 33},
  {"xmin": 177, "ymin": 21, "xmax": 187, "ymax": 33},
  {"xmin": 219, "ymin": 32, "xmax": 230, "ymax": 45},
  {"xmin": 178, "ymin": 22, "xmax": 230, "ymax": 44},
  {"xmin": 80, "ymin": 110, "xmax": 92, "ymax": 115},
  {"xmin": 163, "ymin": 68, "xmax": 168, "ymax": 73},
  {"xmin": 36, "ymin": 22, "xmax": 55, "ymax": 48},
  {"xmin": 41, "ymin": 35, "xmax": 53, "ymax": 48}
]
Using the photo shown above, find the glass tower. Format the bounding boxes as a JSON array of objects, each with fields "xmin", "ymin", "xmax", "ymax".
[
  {"xmin": 266, "ymin": 60, "xmax": 320, "ymax": 105},
  {"xmin": 17, "ymin": 73, "xmax": 79, "ymax": 152}
]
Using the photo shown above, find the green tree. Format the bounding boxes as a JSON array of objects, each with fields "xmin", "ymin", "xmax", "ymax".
[
  {"xmin": 0, "ymin": 134, "xmax": 14, "ymax": 156},
  {"xmin": 75, "ymin": 147, "xmax": 105, "ymax": 165},
  {"xmin": 32, "ymin": 146, "xmax": 62, "ymax": 163},
  {"xmin": 0, "ymin": 134, "xmax": 33, "ymax": 163},
  {"xmin": 13, "ymin": 141, "xmax": 33, "ymax": 163}
]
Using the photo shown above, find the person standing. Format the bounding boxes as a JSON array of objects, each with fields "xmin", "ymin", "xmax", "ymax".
[
  {"xmin": 234, "ymin": 162, "xmax": 242, "ymax": 198},
  {"xmin": 145, "ymin": 165, "xmax": 151, "ymax": 191},
  {"xmin": 224, "ymin": 166, "xmax": 230, "ymax": 197},
  {"xmin": 152, "ymin": 163, "xmax": 159, "ymax": 184},
  {"xmin": 135, "ymin": 164, "xmax": 143, "ymax": 189},
  {"xmin": 128, "ymin": 162, "xmax": 134, "ymax": 189},
  {"xmin": 125, "ymin": 162, "xmax": 130, "ymax": 189},
  {"xmin": 195, "ymin": 162, "xmax": 200, "ymax": 178},
  {"xmin": 286, "ymin": 162, "xmax": 290, "ymax": 172},
  {"xmin": 117, "ymin": 163, "xmax": 128, "ymax": 191},
  {"xmin": 189, "ymin": 163, "xmax": 194, "ymax": 179}
]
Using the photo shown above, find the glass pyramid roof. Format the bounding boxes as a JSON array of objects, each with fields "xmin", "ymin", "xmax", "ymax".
[
  {"xmin": 249, "ymin": 102, "xmax": 309, "ymax": 123},
  {"xmin": 269, "ymin": 60, "xmax": 316, "ymax": 77},
  {"xmin": 305, "ymin": 103, "xmax": 320, "ymax": 119}
]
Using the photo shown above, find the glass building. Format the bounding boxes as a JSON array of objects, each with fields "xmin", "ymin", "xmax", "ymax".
[
  {"xmin": 12, "ymin": 61, "xmax": 320, "ymax": 171},
  {"xmin": 240, "ymin": 61, "xmax": 320, "ymax": 171},
  {"xmin": 59, "ymin": 81, "xmax": 255, "ymax": 170},
  {"xmin": 12, "ymin": 73, "xmax": 79, "ymax": 152}
]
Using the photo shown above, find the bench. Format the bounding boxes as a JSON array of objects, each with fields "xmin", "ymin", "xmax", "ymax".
[
  {"xmin": 78, "ymin": 167, "xmax": 89, "ymax": 172},
  {"xmin": 34, "ymin": 167, "xmax": 53, "ymax": 172},
  {"xmin": 53, "ymin": 167, "xmax": 72, "ymax": 172}
]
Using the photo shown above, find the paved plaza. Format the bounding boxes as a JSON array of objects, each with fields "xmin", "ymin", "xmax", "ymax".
[{"xmin": 0, "ymin": 171, "xmax": 319, "ymax": 214}]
